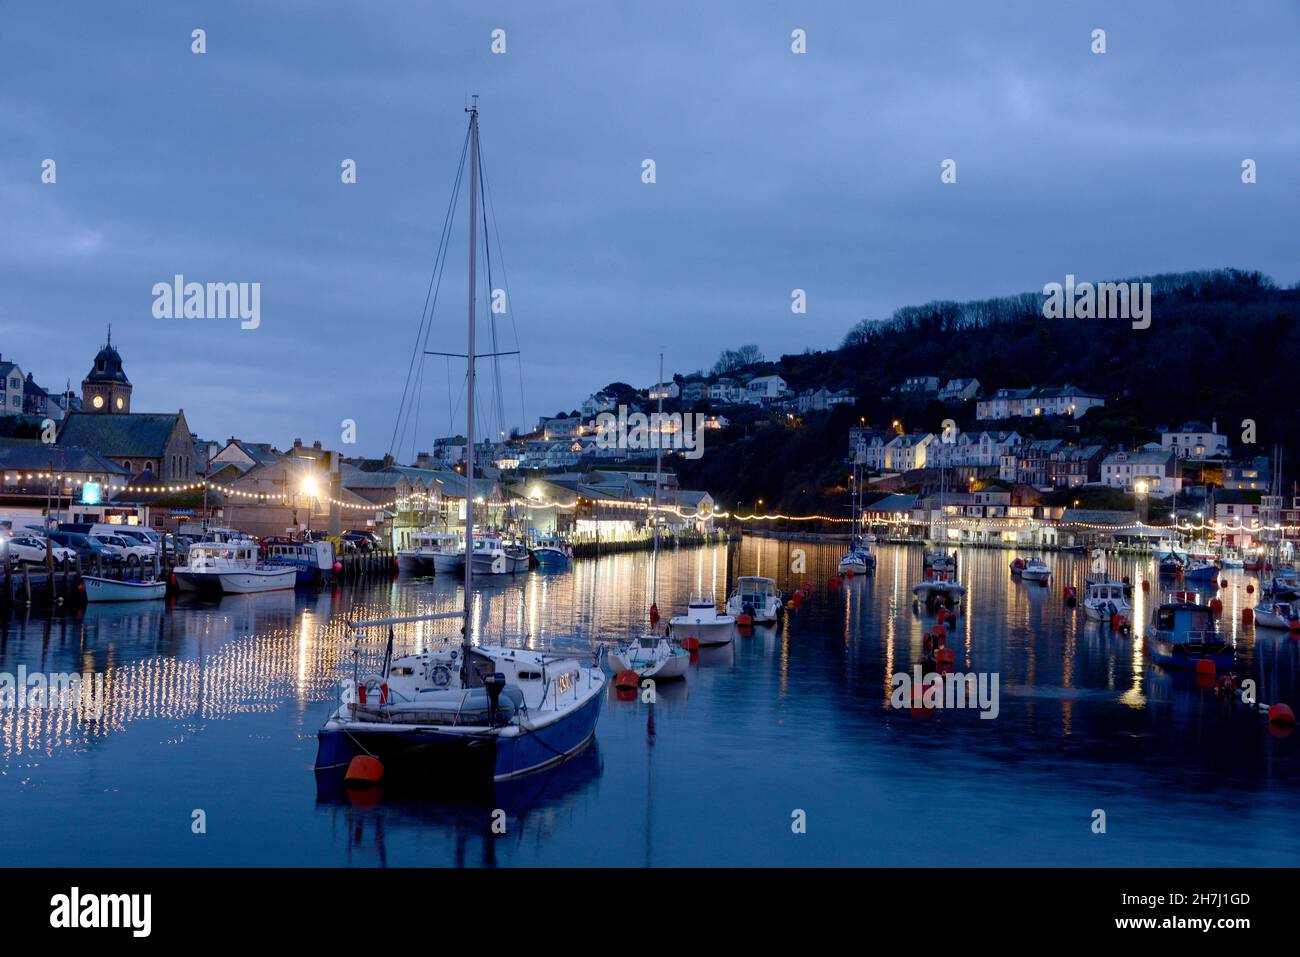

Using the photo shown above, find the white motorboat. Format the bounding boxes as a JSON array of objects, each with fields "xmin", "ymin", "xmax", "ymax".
[
  {"xmin": 1254, "ymin": 599, "xmax": 1300, "ymax": 630},
  {"xmin": 82, "ymin": 575, "xmax": 166, "ymax": 602},
  {"xmin": 1082, "ymin": 580, "xmax": 1131, "ymax": 621},
  {"xmin": 470, "ymin": 535, "xmax": 529, "ymax": 575},
  {"xmin": 1220, "ymin": 548, "xmax": 1244, "ymax": 569},
  {"xmin": 608, "ymin": 634, "xmax": 690, "ymax": 680},
  {"xmin": 397, "ymin": 530, "xmax": 461, "ymax": 574},
  {"xmin": 726, "ymin": 576, "xmax": 783, "ymax": 624},
  {"xmin": 670, "ymin": 593, "xmax": 735, "ymax": 646},
  {"xmin": 1020, "ymin": 558, "xmax": 1050, "ymax": 583},
  {"xmin": 174, "ymin": 539, "xmax": 297, "ymax": 595},
  {"xmin": 924, "ymin": 549, "xmax": 957, "ymax": 574}
]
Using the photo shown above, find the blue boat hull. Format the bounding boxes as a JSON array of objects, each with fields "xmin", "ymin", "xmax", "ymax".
[
  {"xmin": 532, "ymin": 549, "xmax": 569, "ymax": 568},
  {"xmin": 1147, "ymin": 639, "xmax": 1235, "ymax": 671},
  {"xmin": 314, "ymin": 686, "xmax": 603, "ymax": 784}
]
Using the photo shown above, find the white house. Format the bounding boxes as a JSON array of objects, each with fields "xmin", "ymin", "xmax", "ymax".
[
  {"xmin": 976, "ymin": 385, "xmax": 1104, "ymax": 421},
  {"xmin": 938, "ymin": 378, "xmax": 980, "ymax": 402},
  {"xmin": 1161, "ymin": 420, "xmax": 1228, "ymax": 459},
  {"xmin": 900, "ymin": 375, "xmax": 940, "ymax": 394},
  {"xmin": 884, "ymin": 433, "xmax": 933, "ymax": 471},
  {"xmin": 708, "ymin": 378, "xmax": 745, "ymax": 404},
  {"xmin": 581, "ymin": 392, "xmax": 616, "ymax": 417},
  {"xmin": 745, "ymin": 375, "xmax": 788, "ymax": 404},
  {"xmin": 0, "ymin": 355, "xmax": 25, "ymax": 415},
  {"xmin": 648, "ymin": 381, "xmax": 680, "ymax": 401},
  {"xmin": 1100, "ymin": 450, "xmax": 1181, "ymax": 498}
]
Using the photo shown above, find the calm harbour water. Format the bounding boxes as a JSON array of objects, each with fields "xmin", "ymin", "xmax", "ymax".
[{"xmin": 2, "ymin": 538, "xmax": 1298, "ymax": 867}]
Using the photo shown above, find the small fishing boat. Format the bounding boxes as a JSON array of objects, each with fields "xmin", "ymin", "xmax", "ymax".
[
  {"xmin": 608, "ymin": 633, "xmax": 689, "ymax": 680},
  {"xmin": 1219, "ymin": 548, "xmax": 1244, "ymax": 569},
  {"xmin": 1254, "ymin": 599, "xmax": 1300, "ymax": 631},
  {"xmin": 1082, "ymin": 579, "xmax": 1131, "ymax": 621},
  {"xmin": 531, "ymin": 537, "xmax": 572, "ymax": 568},
  {"xmin": 263, "ymin": 539, "xmax": 336, "ymax": 586},
  {"xmin": 669, "ymin": 593, "xmax": 735, "ymax": 646},
  {"xmin": 470, "ymin": 535, "xmax": 529, "ymax": 575},
  {"xmin": 1181, "ymin": 559, "xmax": 1220, "ymax": 583},
  {"xmin": 397, "ymin": 529, "xmax": 460, "ymax": 574},
  {"xmin": 1266, "ymin": 570, "xmax": 1300, "ymax": 600},
  {"xmin": 82, "ymin": 575, "xmax": 166, "ymax": 602},
  {"xmin": 1152, "ymin": 538, "xmax": 1188, "ymax": 563},
  {"xmin": 1158, "ymin": 555, "xmax": 1184, "ymax": 576},
  {"xmin": 1146, "ymin": 598, "xmax": 1235, "ymax": 671},
  {"xmin": 1020, "ymin": 558, "xmax": 1050, "ymax": 583},
  {"xmin": 174, "ymin": 539, "xmax": 297, "ymax": 595},
  {"xmin": 725, "ymin": 576, "xmax": 783, "ymax": 624}
]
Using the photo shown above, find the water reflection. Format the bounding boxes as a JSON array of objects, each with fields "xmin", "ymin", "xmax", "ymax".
[{"xmin": 1, "ymin": 538, "xmax": 1299, "ymax": 866}]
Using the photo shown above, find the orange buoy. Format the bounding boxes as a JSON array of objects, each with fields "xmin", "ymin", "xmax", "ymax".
[
  {"xmin": 1268, "ymin": 703, "xmax": 1296, "ymax": 725},
  {"xmin": 737, "ymin": 613, "xmax": 753, "ymax": 628},
  {"xmin": 615, "ymin": 669, "xmax": 639, "ymax": 690},
  {"xmin": 1195, "ymin": 658, "xmax": 1217, "ymax": 677},
  {"xmin": 344, "ymin": 755, "xmax": 384, "ymax": 787},
  {"xmin": 1220, "ymin": 578, "xmax": 1228, "ymax": 589},
  {"xmin": 649, "ymin": 602, "xmax": 659, "ymax": 624},
  {"xmin": 1246, "ymin": 584, "xmax": 1255, "ymax": 594},
  {"xmin": 681, "ymin": 637, "xmax": 700, "ymax": 652},
  {"xmin": 1209, "ymin": 598, "xmax": 1223, "ymax": 616},
  {"xmin": 1242, "ymin": 608, "xmax": 1254, "ymax": 624},
  {"xmin": 935, "ymin": 647, "xmax": 955, "ymax": 671}
]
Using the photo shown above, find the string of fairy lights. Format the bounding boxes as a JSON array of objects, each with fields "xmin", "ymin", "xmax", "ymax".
[{"xmin": 6, "ymin": 469, "xmax": 1299, "ymax": 532}]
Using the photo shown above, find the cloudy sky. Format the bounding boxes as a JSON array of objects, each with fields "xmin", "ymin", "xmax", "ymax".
[{"xmin": 3, "ymin": 1, "xmax": 1297, "ymax": 458}]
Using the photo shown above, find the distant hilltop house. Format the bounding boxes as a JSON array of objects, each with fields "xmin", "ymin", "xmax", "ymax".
[
  {"xmin": 976, "ymin": 384, "xmax": 1105, "ymax": 421},
  {"xmin": 580, "ymin": 392, "xmax": 616, "ymax": 417},
  {"xmin": 1100, "ymin": 449, "xmax": 1181, "ymax": 498},
  {"xmin": 938, "ymin": 378, "xmax": 980, "ymax": 402},
  {"xmin": 1160, "ymin": 420, "xmax": 1228, "ymax": 459},
  {"xmin": 538, "ymin": 415, "xmax": 583, "ymax": 441},
  {"xmin": 680, "ymin": 379, "xmax": 709, "ymax": 402},
  {"xmin": 708, "ymin": 377, "xmax": 745, "ymax": 404},
  {"xmin": 795, "ymin": 386, "xmax": 856, "ymax": 414},
  {"xmin": 1222, "ymin": 456, "xmax": 1269, "ymax": 491},
  {"xmin": 647, "ymin": 381, "xmax": 679, "ymax": 401},
  {"xmin": 899, "ymin": 375, "xmax": 940, "ymax": 394},
  {"xmin": 745, "ymin": 374, "xmax": 788, "ymax": 404}
]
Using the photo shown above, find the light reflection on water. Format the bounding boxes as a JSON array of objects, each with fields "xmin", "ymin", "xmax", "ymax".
[{"xmin": 1, "ymin": 538, "xmax": 1298, "ymax": 866}]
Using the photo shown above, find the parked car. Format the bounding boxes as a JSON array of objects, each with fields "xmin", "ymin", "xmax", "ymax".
[
  {"xmin": 7, "ymin": 536, "xmax": 77, "ymax": 567},
  {"xmin": 91, "ymin": 533, "xmax": 155, "ymax": 564},
  {"xmin": 48, "ymin": 530, "xmax": 118, "ymax": 563},
  {"xmin": 111, "ymin": 528, "xmax": 159, "ymax": 557}
]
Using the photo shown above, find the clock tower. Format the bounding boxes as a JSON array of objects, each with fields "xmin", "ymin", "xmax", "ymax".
[{"xmin": 81, "ymin": 326, "xmax": 132, "ymax": 414}]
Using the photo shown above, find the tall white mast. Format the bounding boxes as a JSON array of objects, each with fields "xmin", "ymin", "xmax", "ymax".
[
  {"xmin": 652, "ymin": 353, "xmax": 663, "ymax": 607},
  {"xmin": 462, "ymin": 98, "xmax": 479, "ymax": 678}
]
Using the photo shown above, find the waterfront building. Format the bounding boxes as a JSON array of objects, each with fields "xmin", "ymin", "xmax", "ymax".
[
  {"xmin": 0, "ymin": 436, "xmax": 131, "ymax": 524},
  {"xmin": 1212, "ymin": 489, "xmax": 1264, "ymax": 546}
]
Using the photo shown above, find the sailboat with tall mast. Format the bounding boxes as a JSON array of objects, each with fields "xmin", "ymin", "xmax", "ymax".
[
  {"xmin": 315, "ymin": 100, "xmax": 604, "ymax": 786},
  {"xmin": 838, "ymin": 453, "xmax": 875, "ymax": 574},
  {"xmin": 609, "ymin": 353, "xmax": 690, "ymax": 680}
]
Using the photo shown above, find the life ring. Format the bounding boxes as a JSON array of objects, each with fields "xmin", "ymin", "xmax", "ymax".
[{"xmin": 429, "ymin": 664, "xmax": 452, "ymax": 688}]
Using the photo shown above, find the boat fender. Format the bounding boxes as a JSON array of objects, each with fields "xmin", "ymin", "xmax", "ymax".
[{"xmin": 1269, "ymin": 703, "xmax": 1296, "ymax": 726}]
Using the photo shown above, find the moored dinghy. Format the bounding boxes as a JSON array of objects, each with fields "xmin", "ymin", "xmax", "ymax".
[{"xmin": 82, "ymin": 575, "xmax": 166, "ymax": 602}]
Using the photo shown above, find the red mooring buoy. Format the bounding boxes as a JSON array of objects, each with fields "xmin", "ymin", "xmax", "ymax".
[{"xmin": 344, "ymin": 755, "xmax": 384, "ymax": 788}]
